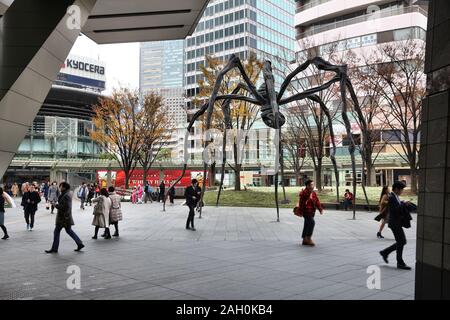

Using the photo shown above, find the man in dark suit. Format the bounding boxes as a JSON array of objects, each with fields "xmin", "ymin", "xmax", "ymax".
[
  {"xmin": 185, "ymin": 179, "xmax": 201, "ymax": 231},
  {"xmin": 379, "ymin": 181, "xmax": 412, "ymax": 270},
  {"xmin": 45, "ymin": 182, "xmax": 84, "ymax": 254}
]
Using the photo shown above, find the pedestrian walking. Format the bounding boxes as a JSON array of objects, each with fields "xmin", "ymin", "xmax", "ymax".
[
  {"xmin": 47, "ymin": 181, "xmax": 60, "ymax": 214},
  {"xmin": 77, "ymin": 182, "xmax": 88, "ymax": 210},
  {"xmin": 379, "ymin": 181, "xmax": 413, "ymax": 270},
  {"xmin": 91, "ymin": 188, "xmax": 112, "ymax": 239},
  {"xmin": 43, "ymin": 181, "xmax": 50, "ymax": 203},
  {"xmin": 86, "ymin": 184, "xmax": 95, "ymax": 206},
  {"xmin": 137, "ymin": 184, "xmax": 144, "ymax": 204},
  {"xmin": 21, "ymin": 184, "xmax": 41, "ymax": 231},
  {"xmin": 131, "ymin": 187, "xmax": 138, "ymax": 204},
  {"xmin": 11, "ymin": 183, "xmax": 19, "ymax": 198},
  {"xmin": 158, "ymin": 181, "xmax": 165, "ymax": 203},
  {"xmin": 169, "ymin": 183, "xmax": 175, "ymax": 205},
  {"xmin": 185, "ymin": 179, "xmax": 201, "ymax": 231},
  {"xmin": 374, "ymin": 186, "xmax": 390, "ymax": 239},
  {"xmin": 45, "ymin": 182, "xmax": 84, "ymax": 253},
  {"xmin": 298, "ymin": 179, "xmax": 323, "ymax": 246},
  {"xmin": 108, "ymin": 186, "xmax": 122, "ymax": 237},
  {"xmin": 144, "ymin": 182, "xmax": 152, "ymax": 203},
  {"xmin": 1, "ymin": 187, "xmax": 13, "ymax": 240}
]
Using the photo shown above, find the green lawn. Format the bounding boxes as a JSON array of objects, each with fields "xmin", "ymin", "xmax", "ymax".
[{"xmin": 203, "ymin": 186, "xmax": 418, "ymax": 209}]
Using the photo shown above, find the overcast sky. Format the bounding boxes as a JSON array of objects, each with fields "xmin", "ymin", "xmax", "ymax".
[{"xmin": 69, "ymin": 34, "xmax": 140, "ymax": 94}]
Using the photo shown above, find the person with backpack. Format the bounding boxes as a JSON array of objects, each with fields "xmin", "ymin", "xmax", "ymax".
[
  {"xmin": 45, "ymin": 182, "xmax": 84, "ymax": 253},
  {"xmin": 343, "ymin": 189, "xmax": 354, "ymax": 211},
  {"xmin": 297, "ymin": 179, "xmax": 323, "ymax": 246},
  {"xmin": 77, "ymin": 182, "xmax": 88, "ymax": 210},
  {"xmin": 379, "ymin": 181, "xmax": 413, "ymax": 270}
]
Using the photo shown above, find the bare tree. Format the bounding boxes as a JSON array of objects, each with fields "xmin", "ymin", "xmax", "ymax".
[
  {"xmin": 364, "ymin": 39, "xmax": 425, "ymax": 193},
  {"xmin": 350, "ymin": 53, "xmax": 390, "ymax": 187},
  {"xmin": 137, "ymin": 92, "xmax": 173, "ymax": 185},
  {"xmin": 91, "ymin": 88, "xmax": 141, "ymax": 189},
  {"xmin": 282, "ymin": 122, "xmax": 307, "ymax": 186}
]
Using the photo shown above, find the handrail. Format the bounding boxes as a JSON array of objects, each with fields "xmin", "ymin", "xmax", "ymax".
[
  {"xmin": 297, "ymin": 5, "xmax": 427, "ymax": 39},
  {"xmin": 296, "ymin": 0, "xmax": 332, "ymax": 14}
]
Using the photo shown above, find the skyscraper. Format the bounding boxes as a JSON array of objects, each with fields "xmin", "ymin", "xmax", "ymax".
[
  {"xmin": 185, "ymin": 0, "xmax": 296, "ymax": 103},
  {"xmin": 184, "ymin": 0, "xmax": 296, "ymax": 164},
  {"xmin": 140, "ymin": 40, "xmax": 185, "ymax": 92},
  {"xmin": 140, "ymin": 40, "xmax": 187, "ymax": 159}
]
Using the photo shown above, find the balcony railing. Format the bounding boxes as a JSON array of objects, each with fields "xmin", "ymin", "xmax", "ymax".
[
  {"xmin": 296, "ymin": 5, "xmax": 428, "ymax": 39},
  {"xmin": 296, "ymin": 0, "xmax": 332, "ymax": 14}
]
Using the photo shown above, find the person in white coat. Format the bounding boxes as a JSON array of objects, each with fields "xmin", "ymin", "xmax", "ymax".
[{"xmin": 91, "ymin": 188, "xmax": 112, "ymax": 239}]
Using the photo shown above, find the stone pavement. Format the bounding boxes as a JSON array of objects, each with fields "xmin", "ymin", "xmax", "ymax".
[{"xmin": 0, "ymin": 198, "xmax": 416, "ymax": 300}]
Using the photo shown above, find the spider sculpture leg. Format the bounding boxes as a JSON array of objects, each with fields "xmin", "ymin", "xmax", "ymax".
[
  {"xmin": 344, "ymin": 77, "xmax": 371, "ymax": 210},
  {"xmin": 278, "ymin": 57, "xmax": 347, "ymax": 103},
  {"xmin": 279, "ymin": 92, "xmax": 341, "ymax": 206},
  {"xmin": 216, "ymin": 84, "xmax": 251, "ymax": 207},
  {"xmin": 261, "ymin": 61, "xmax": 284, "ymax": 222},
  {"xmin": 339, "ymin": 71, "xmax": 358, "ymax": 219},
  {"xmin": 196, "ymin": 55, "xmax": 266, "ymax": 217},
  {"xmin": 162, "ymin": 102, "xmax": 209, "ymax": 212}
]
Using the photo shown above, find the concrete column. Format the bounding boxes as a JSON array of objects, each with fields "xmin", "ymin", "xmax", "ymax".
[
  {"xmin": 415, "ymin": 0, "xmax": 450, "ymax": 300},
  {"xmin": 0, "ymin": 0, "xmax": 97, "ymax": 178}
]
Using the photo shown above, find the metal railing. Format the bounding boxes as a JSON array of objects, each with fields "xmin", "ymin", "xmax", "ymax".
[
  {"xmin": 296, "ymin": 5, "xmax": 428, "ymax": 39},
  {"xmin": 296, "ymin": 0, "xmax": 332, "ymax": 13}
]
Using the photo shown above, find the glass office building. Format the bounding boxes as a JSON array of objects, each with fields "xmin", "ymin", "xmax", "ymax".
[
  {"xmin": 140, "ymin": 40, "xmax": 185, "ymax": 92},
  {"xmin": 185, "ymin": 0, "xmax": 295, "ymax": 101},
  {"xmin": 184, "ymin": 0, "xmax": 295, "ymax": 163}
]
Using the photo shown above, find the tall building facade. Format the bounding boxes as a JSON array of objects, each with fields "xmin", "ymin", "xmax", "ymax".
[
  {"xmin": 184, "ymin": 0, "xmax": 296, "ymax": 168},
  {"xmin": 292, "ymin": 0, "xmax": 428, "ymax": 187},
  {"xmin": 140, "ymin": 40, "xmax": 185, "ymax": 92},
  {"xmin": 140, "ymin": 40, "xmax": 187, "ymax": 159}
]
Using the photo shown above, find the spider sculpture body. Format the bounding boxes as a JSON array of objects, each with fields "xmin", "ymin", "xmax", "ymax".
[{"xmin": 164, "ymin": 54, "xmax": 364, "ymax": 219}]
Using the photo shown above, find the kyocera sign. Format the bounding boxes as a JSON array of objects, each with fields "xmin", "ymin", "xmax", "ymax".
[{"xmin": 66, "ymin": 59, "xmax": 105, "ymax": 75}]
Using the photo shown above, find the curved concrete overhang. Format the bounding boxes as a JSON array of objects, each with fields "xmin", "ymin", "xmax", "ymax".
[{"xmin": 0, "ymin": 0, "xmax": 209, "ymax": 178}]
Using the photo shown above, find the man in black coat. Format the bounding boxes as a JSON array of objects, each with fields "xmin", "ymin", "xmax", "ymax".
[
  {"xmin": 21, "ymin": 184, "xmax": 41, "ymax": 231},
  {"xmin": 45, "ymin": 182, "xmax": 84, "ymax": 254},
  {"xmin": 379, "ymin": 181, "xmax": 412, "ymax": 270},
  {"xmin": 185, "ymin": 179, "xmax": 201, "ymax": 231},
  {"xmin": 158, "ymin": 181, "xmax": 166, "ymax": 203}
]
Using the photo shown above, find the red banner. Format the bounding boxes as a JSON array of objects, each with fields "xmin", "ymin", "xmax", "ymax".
[{"xmin": 97, "ymin": 169, "xmax": 193, "ymax": 189}]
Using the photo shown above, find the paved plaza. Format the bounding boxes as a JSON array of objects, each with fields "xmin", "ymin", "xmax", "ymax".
[{"xmin": 0, "ymin": 198, "xmax": 416, "ymax": 300}]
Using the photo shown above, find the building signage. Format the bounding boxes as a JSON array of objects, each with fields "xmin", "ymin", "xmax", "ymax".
[
  {"xmin": 58, "ymin": 54, "xmax": 106, "ymax": 91},
  {"xmin": 65, "ymin": 59, "xmax": 105, "ymax": 75}
]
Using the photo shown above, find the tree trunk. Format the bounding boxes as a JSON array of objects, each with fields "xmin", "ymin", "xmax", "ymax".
[
  {"xmin": 124, "ymin": 170, "xmax": 130, "ymax": 189},
  {"xmin": 295, "ymin": 171, "xmax": 300, "ymax": 187},
  {"xmin": 234, "ymin": 164, "xmax": 242, "ymax": 191},
  {"xmin": 142, "ymin": 165, "xmax": 148, "ymax": 186},
  {"xmin": 209, "ymin": 163, "xmax": 216, "ymax": 188},
  {"xmin": 314, "ymin": 158, "xmax": 323, "ymax": 190}
]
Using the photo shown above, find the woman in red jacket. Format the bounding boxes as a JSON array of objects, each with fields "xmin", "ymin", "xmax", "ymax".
[{"xmin": 299, "ymin": 179, "xmax": 324, "ymax": 246}]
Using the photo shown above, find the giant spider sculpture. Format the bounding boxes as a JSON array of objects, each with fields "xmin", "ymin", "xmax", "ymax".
[{"xmin": 163, "ymin": 54, "xmax": 364, "ymax": 219}]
